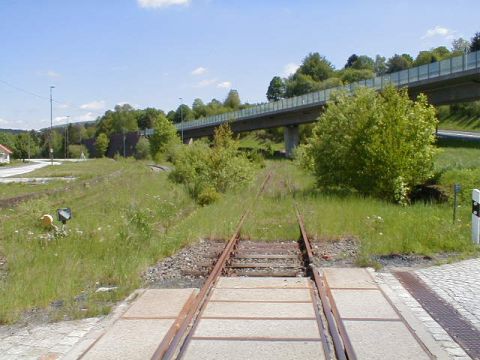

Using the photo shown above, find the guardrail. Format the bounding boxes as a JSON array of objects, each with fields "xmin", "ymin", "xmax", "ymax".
[{"xmin": 174, "ymin": 50, "xmax": 479, "ymax": 131}]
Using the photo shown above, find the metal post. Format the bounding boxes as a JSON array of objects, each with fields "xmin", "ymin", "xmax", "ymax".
[
  {"xmin": 64, "ymin": 116, "xmax": 69, "ymax": 159},
  {"xmin": 472, "ymin": 189, "xmax": 480, "ymax": 244},
  {"xmin": 179, "ymin": 97, "xmax": 184, "ymax": 143},
  {"xmin": 453, "ymin": 184, "xmax": 460, "ymax": 224},
  {"xmin": 123, "ymin": 129, "xmax": 126, "ymax": 157},
  {"xmin": 49, "ymin": 86, "xmax": 55, "ymax": 165}
]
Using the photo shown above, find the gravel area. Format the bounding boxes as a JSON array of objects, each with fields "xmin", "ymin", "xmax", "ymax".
[
  {"xmin": 143, "ymin": 239, "xmax": 226, "ymax": 289},
  {"xmin": 311, "ymin": 236, "xmax": 359, "ymax": 267}
]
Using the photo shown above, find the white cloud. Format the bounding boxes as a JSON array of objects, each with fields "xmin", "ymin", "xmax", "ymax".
[
  {"xmin": 421, "ymin": 26, "xmax": 456, "ymax": 40},
  {"xmin": 76, "ymin": 112, "xmax": 97, "ymax": 122},
  {"xmin": 57, "ymin": 103, "xmax": 70, "ymax": 109},
  {"xmin": 54, "ymin": 116, "xmax": 69, "ymax": 124},
  {"xmin": 194, "ymin": 78, "xmax": 218, "ymax": 88},
  {"xmin": 137, "ymin": 0, "xmax": 190, "ymax": 9},
  {"xmin": 0, "ymin": 117, "xmax": 8, "ymax": 125},
  {"xmin": 217, "ymin": 81, "xmax": 232, "ymax": 89},
  {"xmin": 191, "ymin": 66, "xmax": 207, "ymax": 75},
  {"xmin": 283, "ymin": 63, "xmax": 299, "ymax": 77},
  {"xmin": 47, "ymin": 70, "xmax": 61, "ymax": 78},
  {"xmin": 80, "ymin": 100, "xmax": 106, "ymax": 111}
]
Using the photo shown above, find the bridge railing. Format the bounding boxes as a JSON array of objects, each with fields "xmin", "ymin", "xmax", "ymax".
[{"xmin": 176, "ymin": 50, "xmax": 480, "ymax": 131}]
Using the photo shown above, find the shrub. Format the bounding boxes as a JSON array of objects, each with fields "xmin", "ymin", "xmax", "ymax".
[
  {"xmin": 135, "ymin": 137, "xmax": 150, "ymax": 160},
  {"xmin": 149, "ymin": 114, "xmax": 179, "ymax": 159},
  {"xmin": 299, "ymin": 86, "xmax": 438, "ymax": 204},
  {"xmin": 95, "ymin": 133, "xmax": 109, "ymax": 157},
  {"xmin": 68, "ymin": 144, "xmax": 88, "ymax": 159},
  {"xmin": 169, "ymin": 124, "xmax": 254, "ymax": 203}
]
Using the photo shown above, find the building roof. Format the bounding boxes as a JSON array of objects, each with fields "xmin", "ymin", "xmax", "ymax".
[{"xmin": 0, "ymin": 144, "xmax": 13, "ymax": 154}]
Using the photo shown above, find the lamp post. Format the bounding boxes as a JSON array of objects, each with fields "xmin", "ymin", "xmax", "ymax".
[
  {"xmin": 64, "ymin": 116, "xmax": 70, "ymax": 159},
  {"xmin": 179, "ymin": 97, "xmax": 184, "ymax": 143},
  {"xmin": 49, "ymin": 85, "xmax": 55, "ymax": 165}
]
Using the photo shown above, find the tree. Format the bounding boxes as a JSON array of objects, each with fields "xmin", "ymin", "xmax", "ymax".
[
  {"xmin": 414, "ymin": 51, "xmax": 438, "ymax": 66},
  {"xmin": 223, "ymin": 89, "xmax": 241, "ymax": 109},
  {"xmin": 297, "ymin": 53, "xmax": 335, "ymax": 82},
  {"xmin": 95, "ymin": 133, "xmax": 109, "ymax": 157},
  {"xmin": 0, "ymin": 132, "xmax": 16, "ymax": 153},
  {"xmin": 266, "ymin": 76, "xmax": 286, "ymax": 101},
  {"xmin": 386, "ymin": 54, "xmax": 413, "ymax": 73},
  {"xmin": 173, "ymin": 104, "xmax": 194, "ymax": 124},
  {"xmin": 138, "ymin": 108, "xmax": 163, "ymax": 130},
  {"xmin": 339, "ymin": 68, "xmax": 374, "ymax": 83},
  {"xmin": 14, "ymin": 133, "xmax": 38, "ymax": 160},
  {"xmin": 69, "ymin": 124, "xmax": 87, "ymax": 144},
  {"xmin": 344, "ymin": 54, "xmax": 358, "ymax": 69},
  {"xmin": 432, "ymin": 46, "xmax": 450, "ymax": 60},
  {"xmin": 351, "ymin": 55, "xmax": 374, "ymax": 71},
  {"xmin": 149, "ymin": 114, "xmax": 179, "ymax": 157},
  {"xmin": 452, "ymin": 38, "xmax": 470, "ymax": 53},
  {"xmin": 470, "ymin": 32, "xmax": 480, "ymax": 52},
  {"xmin": 299, "ymin": 86, "xmax": 438, "ymax": 204},
  {"xmin": 374, "ymin": 55, "xmax": 387, "ymax": 75},
  {"xmin": 192, "ymin": 98, "xmax": 207, "ymax": 118},
  {"xmin": 285, "ymin": 73, "xmax": 322, "ymax": 97}
]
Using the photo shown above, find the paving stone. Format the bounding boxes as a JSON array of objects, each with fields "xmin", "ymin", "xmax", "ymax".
[
  {"xmin": 330, "ymin": 289, "xmax": 399, "ymax": 319},
  {"xmin": 215, "ymin": 277, "xmax": 311, "ymax": 289},
  {"xmin": 122, "ymin": 288, "xmax": 196, "ymax": 318},
  {"xmin": 210, "ymin": 288, "xmax": 311, "ymax": 302},
  {"xmin": 322, "ymin": 268, "xmax": 377, "ymax": 289},
  {"xmin": 193, "ymin": 319, "xmax": 320, "ymax": 339},
  {"xmin": 344, "ymin": 320, "xmax": 430, "ymax": 360},
  {"xmin": 182, "ymin": 340, "xmax": 325, "ymax": 360},
  {"xmin": 81, "ymin": 319, "xmax": 174, "ymax": 360},
  {"xmin": 202, "ymin": 301, "xmax": 316, "ymax": 319}
]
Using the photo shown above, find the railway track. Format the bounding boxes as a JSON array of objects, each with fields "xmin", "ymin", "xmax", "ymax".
[{"xmin": 151, "ymin": 173, "xmax": 357, "ymax": 360}]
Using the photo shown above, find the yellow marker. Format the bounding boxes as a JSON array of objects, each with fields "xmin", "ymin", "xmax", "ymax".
[{"xmin": 40, "ymin": 214, "xmax": 54, "ymax": 228}]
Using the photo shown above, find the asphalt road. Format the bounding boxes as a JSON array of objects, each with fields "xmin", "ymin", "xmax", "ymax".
[
  {"xmin": 0, "ymin": 159, "xmax": 60, "ymax": 178},
  {"xmin": 437, "ymin": 129, "xmax": 480, "ymax": 141}
]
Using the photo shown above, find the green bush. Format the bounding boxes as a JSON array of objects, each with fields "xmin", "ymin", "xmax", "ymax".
[
  {"xmin": 169, "ymin": 124, "xmax": 254, "ymax": 203},
  {"xmin": 149, "ymin": 114, "xmax": 179, "ymax": 159},
  {"xmin": 299, "ymin": 86, "xmax": 438, "ymax": 204},
  {"xmin": 135, "ymin": 137, "xmax": 150, "ymax": 160},
  {"xmin": 68, "ymin": 144, "xmax": 88, "ymax": 159}
]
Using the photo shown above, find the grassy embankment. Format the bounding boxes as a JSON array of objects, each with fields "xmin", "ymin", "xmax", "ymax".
[
  {"xmin": 1, "ymin": 141, "xmax": 479, "ymax": 323},
  {"xmin": 438, "ymin": 113, "xmax": 480, "ymax": 132}
]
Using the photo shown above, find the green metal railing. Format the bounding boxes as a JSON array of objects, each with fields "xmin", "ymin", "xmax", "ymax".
[{"xmin": 176, "ymin": 50, "xmax": 480, "ymax": 131}]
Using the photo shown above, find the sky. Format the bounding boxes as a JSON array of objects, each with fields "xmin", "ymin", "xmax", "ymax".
[{"xmin": 0, "ymin": 0, "xmax": 479, "ymax": 130}]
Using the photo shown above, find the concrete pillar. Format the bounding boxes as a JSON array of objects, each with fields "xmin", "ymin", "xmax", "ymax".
[{"xmin": 284, "ymin": 125, "xmax": 299, "ymax": 158}]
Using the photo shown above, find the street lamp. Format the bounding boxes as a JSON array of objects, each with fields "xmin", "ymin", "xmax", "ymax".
[
  {"xmin": 179, "ymin": 97, "xmax": 184, "ymax": 143},
  {"xmin": 49, "ymin": 85, "xmax": 55, "ymax": 165}
]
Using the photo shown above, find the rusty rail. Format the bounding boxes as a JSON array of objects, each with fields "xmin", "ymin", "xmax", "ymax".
[
  {"xmin": 295, "ymin": 205, "xmax": 356, "ymax": 360},
  {"xmin": 151, "ymin": 172, "xmax": 272, "ymax": 360}
]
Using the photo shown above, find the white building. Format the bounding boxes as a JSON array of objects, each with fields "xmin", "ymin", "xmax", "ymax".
[{"xmin": 0, "ymin": 144, "xmax": 13, "ymax": 164}]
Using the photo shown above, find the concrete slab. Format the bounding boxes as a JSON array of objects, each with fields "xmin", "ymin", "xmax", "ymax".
[
  {"xmin": 210, "ymin": 288, "xmax": 311, "ymax": 302},
  {"xmin": 331, "ymin": 289, "xmax": 399, "ymax": 319},
  {"xmin": 182, "ymin": 340, "xmax": 325, "ymax": 360},
  {"xmin": 344, "ymin": 320, "xmax": 430, "ymax": 360},
  {"xmin": 193, "ymin": 319, "xmax": 320, "ymax": 339},
  {"xmin": 202, "ymin": 302, "xmax": 315, "ymax": 319},
  {"xmin": 322, "ymin": 268, "xmax": 377, "ymax": 289},
  {"xmin": 216, "ymin": 277, "xmax": 311, "ymax": 289},
  {"xmin": 122, "ymin": 288, "xmax": 196, "ymax": 318},
  {"xmin": 81, "ymin": 319, "xmax": 173, "ymax": 360}
]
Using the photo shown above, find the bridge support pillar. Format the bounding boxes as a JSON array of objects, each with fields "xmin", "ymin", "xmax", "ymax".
[{"xmin": 284, "ymin": 125, "xmax": 299, "ymax": 158}]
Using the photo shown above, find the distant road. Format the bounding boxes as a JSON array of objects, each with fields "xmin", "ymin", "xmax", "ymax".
[
  {"xmin": 437, "ymin": 129, "xmax": 480, "ymax": 141},
  {"xmin": 0, "ymin": 159, "xmax": 59, "ymax": 178}
]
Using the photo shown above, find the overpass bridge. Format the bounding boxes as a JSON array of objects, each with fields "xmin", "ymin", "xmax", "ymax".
[{"xmin": 149, "ymin": 51, "xmax": 480, "ymax": 156}]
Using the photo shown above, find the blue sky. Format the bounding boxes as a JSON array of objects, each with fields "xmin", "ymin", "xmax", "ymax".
[{"xmin": 0, "ymin": 0, "xmax": 479, "ymax": 130}]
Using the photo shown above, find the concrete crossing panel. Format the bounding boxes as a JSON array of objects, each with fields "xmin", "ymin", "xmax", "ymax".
[
  {"xmin": 182, "ymin": 340, "xmax": 325, "ymax": 360},
  {"xmin": 210, "ymin": 288, "xmax": 311, "ymax": 302},
  {"xmin": 323, "ymin": 268, "xmax": 377, "ymax": 289},
  {"xmin": 331, "ymin": 289, "xmax": 399, "ymax": 319},
  {"xmin": 202, "ymin": 301, "xmax": 316, "ymax": 319},
  {"xmin": 215, "ymin": 277, "xmax": 311, "ymax": 289}
]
